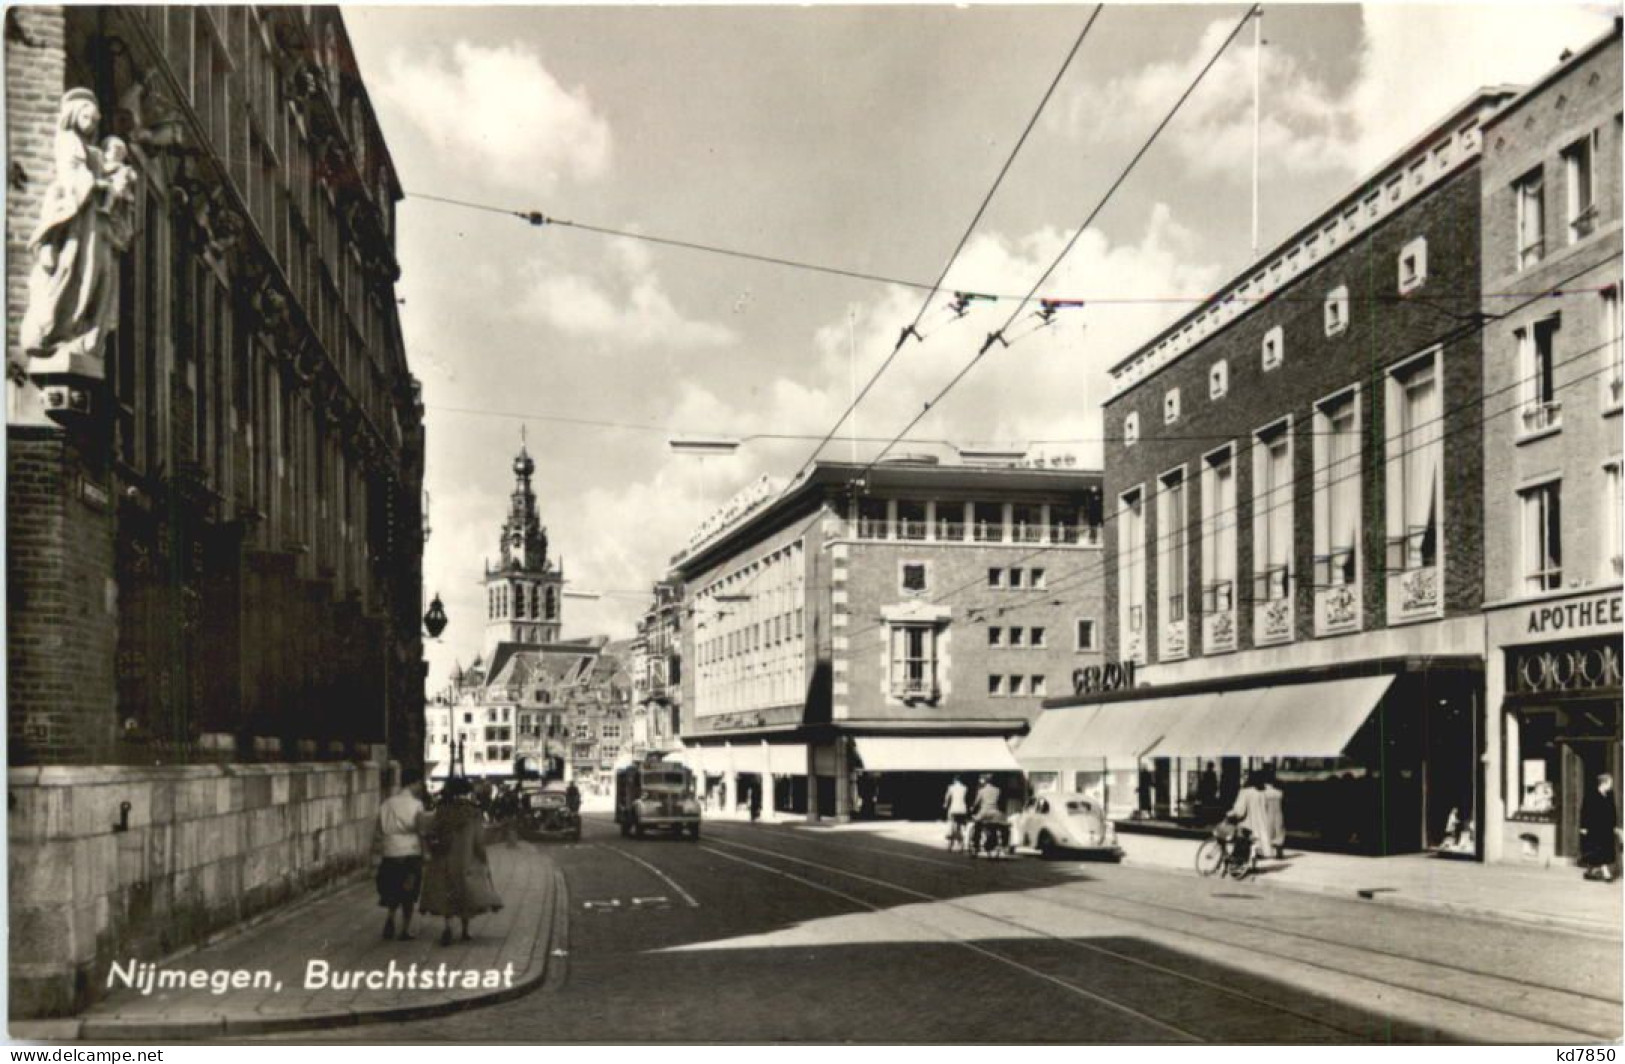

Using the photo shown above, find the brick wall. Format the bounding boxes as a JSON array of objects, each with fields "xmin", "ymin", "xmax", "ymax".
[
  {"xmin": 1481, "ymin": 33, "xmax": 1624, "ymax": 602},
  {"xmin": 839, "ymin": 540, "xmax": 1103, "ymax": 721},
  {"xmin": 1103, "ymin": 164, "xmax": 1487, "ymax": 663},
  {"xmin": 8, "ymin": 761, "xmax": 382, "ymax": 1018}
]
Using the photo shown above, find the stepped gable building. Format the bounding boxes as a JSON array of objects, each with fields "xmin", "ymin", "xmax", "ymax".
[
  {"xmin": 6, "ymin": 8, "xmax": 423, "ymax": 1017},
  {"xmin": 1025, "ymin": 85, "xmax": 1519, "ymax": 851},
  {"xmin": 1478, "ymin": 25, "xmax": 1623, "ymax": 867},
  {"xmin": 674, "ymin": 457, "xmax": 1103, "ymax": 821}
]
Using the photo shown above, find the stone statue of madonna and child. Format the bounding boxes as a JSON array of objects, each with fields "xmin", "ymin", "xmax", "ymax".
[{"xmin": 18, "ymin": 87, "xmax": 138, "ymax": 375}]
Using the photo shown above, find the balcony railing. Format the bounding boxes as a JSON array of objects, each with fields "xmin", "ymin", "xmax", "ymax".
[
  {"xmin": 1200, "ymin": 580, "xmax": 1235, "ymax": 615},
  {"xmin": 1252, "ymin": 565, "xmax": 1291, "ymax": 603},
  {"xmin": 896, "ymin": 518, "xmax": 928, "ymax": 541},
  {"xmin": 1313, "ymin": 548, "xmax": 1357, "ymax": 589},
  {"xmin": 1520, "ymin": 399, "xmax": 1562, "ymax": 434},
  {"xmin": 891, "ymin": 676, "xmax": 939, "ymax": 701},
  {"xmin": 852, "ymin": 517, "xmax": 1103, "ymax": 545}
]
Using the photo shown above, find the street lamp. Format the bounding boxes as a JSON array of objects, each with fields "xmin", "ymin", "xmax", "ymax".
[{"xmin": 423, "ymin": 593, "xmax": 448, "ymax": 639}]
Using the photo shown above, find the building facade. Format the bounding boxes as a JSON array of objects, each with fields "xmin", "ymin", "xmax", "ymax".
[
  {"xmin": 6, "ymin": 7, "xmax": 423, "ymax": 1016},
  {"xmin": 631, "ymin": 578, "xmax": 684, "ymax": 757},
  {"xmin": 676, "ymin": 459, "xmax": 1104, "ymax": 820},
  {"xmin": 1478, "ymin": 27, "xmax": 1623, "ymax": 867},
  {"xmin": 1026, "ymin": 89, "xmax": 1516, "ymax": 852}
]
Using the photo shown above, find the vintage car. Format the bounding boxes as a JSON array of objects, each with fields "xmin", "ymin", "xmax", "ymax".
[
  {"xmin": 518, "ymin": 781, "xmax": 581, "ymax": 842},
  {"xmin": 616, "ymin": 759, "xmax": 701, "ymax": 839},
  {"xmin": 1013, "ymin": 792, "xmax": 1123, "ymax": 859}
]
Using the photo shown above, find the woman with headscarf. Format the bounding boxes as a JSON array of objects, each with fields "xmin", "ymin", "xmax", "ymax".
[{"xmin": 419, "ymin": 776, "xmax": 504, "ymax": 945}]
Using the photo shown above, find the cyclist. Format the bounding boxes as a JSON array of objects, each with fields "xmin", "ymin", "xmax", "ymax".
[{"xmin": 969, "ymin": 774, "xmax": 1009, "ymax": 857}]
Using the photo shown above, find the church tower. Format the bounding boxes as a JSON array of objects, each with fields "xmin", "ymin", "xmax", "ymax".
[{"xmin": 482, "ymin": 438, "xmax": 564, "ymax": 657}]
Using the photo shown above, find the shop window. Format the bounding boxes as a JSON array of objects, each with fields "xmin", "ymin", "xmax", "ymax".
[
  {"xmin": 1518, "ymin": 479, "xmax": 1563, "ymax": 594},
  {"xmin": 1511, "ymin": 711, "xmax": 1559, "ymax": 821}
]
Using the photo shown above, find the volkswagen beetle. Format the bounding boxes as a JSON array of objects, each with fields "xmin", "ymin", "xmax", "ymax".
[{"xmin": 1013, "ymin": 792, "xmax": 1123, "ymax": 859}]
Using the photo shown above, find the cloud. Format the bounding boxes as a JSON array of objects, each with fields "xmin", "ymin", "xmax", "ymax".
[
  {"xmin": 377, "ymin": 41, "xmax": 611, "ymax": 190},
  {"xmin": 518, "ymin": 241, "xmax": 739, "ymax": 350},
  {"xmin": 1056, "ymin": 6, "xmax": 1615, "ymax": 183}
]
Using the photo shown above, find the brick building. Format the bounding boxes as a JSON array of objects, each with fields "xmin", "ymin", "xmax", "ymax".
[
  {"xmin": 6, "ymin": 8, "xmax": 423, "ymax": 1016},
  {"xmin": 1024, "ymin": 88, "xmax": 1517, "ymax": 852},
  {"xmin": 1478, "ymin": 26, "xmax": 1623, "ymax": 867},
  {"xmin": 675, "ymin": 458, "xmax": 1103, "ymax": 820}
]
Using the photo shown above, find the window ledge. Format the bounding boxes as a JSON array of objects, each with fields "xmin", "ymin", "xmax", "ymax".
[
  {"xmin": 1515, "ymin": 424, "xmax": 1562, "ymax": 446},
  {"xmin": 1603, "ymin": 402, "xmax": 1622, "ymax": 419}
]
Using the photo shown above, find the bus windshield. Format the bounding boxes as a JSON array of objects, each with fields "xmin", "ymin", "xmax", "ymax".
[{"xmin": 640, "ymin": 772, "xmax": 689, "ymax": 790}]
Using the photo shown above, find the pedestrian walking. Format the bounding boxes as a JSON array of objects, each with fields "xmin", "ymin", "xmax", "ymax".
[
  {"xmin": 419, "ymin": 776, "xmax": 504, "ymax": 946},
  {"xmin": 943, "ymin": 775, "xmax": 969, "ymax": 848},
  {"xmin": 565, "ymin": 780, "xmax": 581, "ymax": 814},
  {"xmin": 1229, "ymin": 773, "xmax": 1271, "ymax": 864},
  {"xmin": 1580, "ymin": 773, "xmax": 1619, "ymax": 882},
  {"xmin": 375, "ymin": 767, "xmax": 428, "ymax": 941},
  {"xmin": 1261, "ymin": 768, "xmax": 1286, "ymax": 859},
  {"xmin": 1198, "ymin": 762, "xmax": 1220, "ymax": 814}
]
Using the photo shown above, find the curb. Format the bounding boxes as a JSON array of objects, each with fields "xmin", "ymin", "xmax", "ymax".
[
  {"xmin": 1119, "ymin": 855, "xmax": 1622, "ymax": 939},
  {"xmin": 22, "ymin": 862, "xmax": 568, "ymax": 1042}
]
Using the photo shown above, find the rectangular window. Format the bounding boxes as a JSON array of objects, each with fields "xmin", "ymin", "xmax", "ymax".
[
  {"xmin": 1075, "ymin": 618, "xmax": 1098, "ymax": 651},
  {"xmin": 1252, "ymin": 423, "xmax": 1293, "ymax": 602},
  {"xmin": 901, "ymin": 563, "xmax": 927, "ymax": 593},
  {"xmin": 1324, "ymin": 287, "xmax": 1349, "ymax": 337},
  {"xmin": 1399, "ymin": 237, "xmax": 1428, "ymax": 294},
  {"xmin": 1515, "ymin": 168, "xmax": 1545, "ymax": 269},
  {"xmin": 1009, "ymin": 567, "xmax": 1025, "ymax": 589},
  {"xmin": 988, "ymin": 675, "xmax": 1005, "ymax": 697},
  {"xmin": 1030, "ymin": 626, "xmax": 1047, "ymax": 648},
  {"xmin": 1009, "ymin": 626, "xmax": 1025, "ymax": 647},
  {"xmin": 889, "ymin": 625, "xmax": 937, "ymax": 699},
  {"xmin": 1200, "ymin": 450, "xmax": 1237, "ymax": 613},
  {"xmin": 1563, "ymin": 131, "xmax": 1597, "ymax": 243},
  {"xmin": 1313, "ymin": 390, "xmax": 1361, "ymax": 588},
  {"xmin": 1159, "ymin": 469, "xmax": 1188, "ymax": 622},
  {"xmin": 1030, "ymin": 676, "xmax": 1047, "ymax": 698},
  {"xmin": 1604, "ymin": 285, "xmax": 1622, "ymax": 410},
  {"xmin": 1517, "ymin": 316, "xmax": 1562, "ymax": 434},
  {"xmin": 1009, "ymin": 675, "xmax": 1026, "ymax": 697},
  {"xmin": 1519, "ymin": 480, "xmax": 1562, "ymax": 593},
  {"xmin": 1385, "ymin": 352, "xmax": 1442, "ymax": 573},
  {"xmin": 1119, "ymin": 488, "xmax": 1146, "ymax": 659},
  {"xmin": 1605, "ymin": 461, "xmax": 1623, "ymax": 580},
  {"xmin": 1030, "ymin": 567, "xmax": 1046, "ymax": 588},
  {"xmin": 988, "ymin": 626, "xmax": 1003, "ymax": 647},
  {"xmin": 988, "ymin": 567, "xmax": 1004, "ymax": 588}
]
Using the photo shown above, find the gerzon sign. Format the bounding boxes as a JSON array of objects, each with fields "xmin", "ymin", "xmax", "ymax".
[{"xmin": 1072, "ymin": 660, "xmax": 1137, "ymax": 695}]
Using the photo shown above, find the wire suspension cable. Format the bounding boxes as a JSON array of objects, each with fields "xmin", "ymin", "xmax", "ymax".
[{"xmin": 856, "ymin": 3, "xmax": 1261, "ymax": 478}]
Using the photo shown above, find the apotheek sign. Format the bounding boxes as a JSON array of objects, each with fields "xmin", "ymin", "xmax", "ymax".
[{"xmin": 1525, "ymin": 591, "xmax": 1622, "ymax": 636}]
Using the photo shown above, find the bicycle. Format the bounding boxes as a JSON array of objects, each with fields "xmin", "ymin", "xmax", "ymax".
[
  {"xmin": 945, "ymin": 814, "xmax": 967, "ymax": 853},
  {"xmin": 1195, "ymin": 817, "xmax": 1256, "ymax": 879},
  {"xmin": 968, "ymin": 818, "xmax": 1011, "ymax": 860}
]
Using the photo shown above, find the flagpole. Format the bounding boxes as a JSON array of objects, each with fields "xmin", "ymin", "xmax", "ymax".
[
  {"xmin": 1252, "ymin": 5, "xmax": 1263, "ymax": 259},
  {"xmin": 848, "ymin": 305, "xmax": 858, "ymax": 465}
]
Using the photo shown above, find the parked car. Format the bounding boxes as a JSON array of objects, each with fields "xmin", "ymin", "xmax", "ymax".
[
  {"xmin": 518, "ymin": 781, "xmax": 582, "ymax": 842},
  {"xmin": 1013, "ymin": 792, "xmax": 1123, "ymax": 859}
]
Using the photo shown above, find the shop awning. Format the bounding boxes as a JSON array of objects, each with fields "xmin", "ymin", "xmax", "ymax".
[
  {"xmin": 1017, "ymin": 674, "xmax": 1396, "ymax": 766},
  {"xmin": 676, "ymin": 744, "xmax": 805, "ymax": 776},
  {"xmin": 853, "ymin": 735, "xmax": 1021, "ymax": 773}
]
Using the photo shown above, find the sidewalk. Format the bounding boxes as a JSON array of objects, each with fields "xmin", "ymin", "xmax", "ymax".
[
  {"xmin": 798, "ymin": 819, "xmax": 1624, "ymax": 937},
  {"xmin": 14, "ymin": 840, "xmax": 565, "ymax": 1041}
]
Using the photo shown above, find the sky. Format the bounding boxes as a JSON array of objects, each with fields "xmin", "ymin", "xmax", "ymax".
[{"xmin": 341, "ymin": 2, "xmax": 1619, "ymax": 687}]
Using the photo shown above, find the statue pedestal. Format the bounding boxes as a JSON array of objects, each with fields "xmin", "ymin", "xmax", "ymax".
[{"xmin": 26, "ymin": 345, "xmax": 105, "ymax": 428}]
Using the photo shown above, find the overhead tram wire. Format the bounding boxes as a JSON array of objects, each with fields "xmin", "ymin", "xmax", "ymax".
[
  {"xmin": 404, "ymin": 190, "xmax": 1611, "ymax": 309},
  {"xmin": 786, "ymin": 5, "xmax": 1106, "ymax": 484},
  {"xmin": 832, "ymin": 255, "xmax": 1618, "ymax": 645},
  {"xmin": 855, "ymin": 3, "xmax": 1262, "ymax": 481}
]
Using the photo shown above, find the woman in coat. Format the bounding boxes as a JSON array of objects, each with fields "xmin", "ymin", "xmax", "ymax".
[{"xmin": 419, "ymin": 776, "xmax": 504, "ymax": 945}]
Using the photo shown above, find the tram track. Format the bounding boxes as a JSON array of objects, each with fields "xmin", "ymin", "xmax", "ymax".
[{"xmin": 701, "ymin": 824, "xmax": 1618, "ymax": 1043}]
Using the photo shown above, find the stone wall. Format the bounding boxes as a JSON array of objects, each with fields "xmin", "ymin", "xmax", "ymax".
[{"xmin": 8, "ymin": 760, "xmax": 382, "ymax": 1018}]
